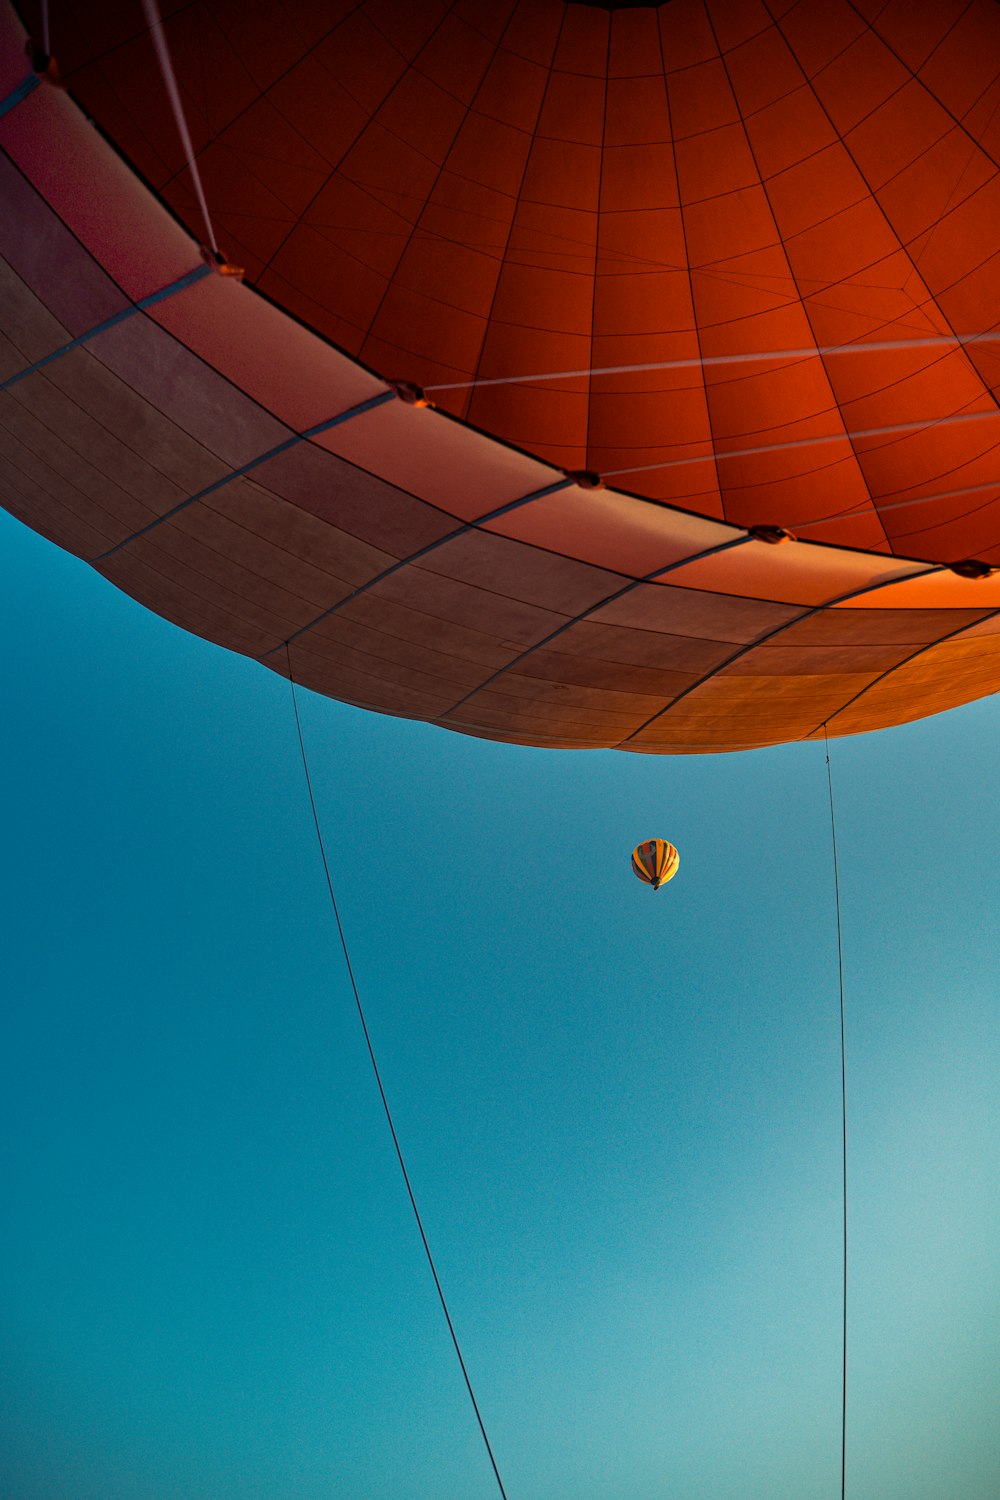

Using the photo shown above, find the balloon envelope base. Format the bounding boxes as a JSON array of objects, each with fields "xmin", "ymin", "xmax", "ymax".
[{"xmin": 4, "ymin": 1, "xmax": 1000, "ymax": 755}]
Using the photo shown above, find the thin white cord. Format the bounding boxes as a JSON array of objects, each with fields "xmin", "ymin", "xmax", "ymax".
[
  {"xmin": 425, "ymin": 330, "xmax": 1000, "ymax": 394},
  {"xmin": 823, "ymin": 729, "xmax": 849, "ymax": 1500},
  {"xmin": 140, "ymin": 0, "xmax": 218, "ymax": 253},
  {"xmin": 792, "ymin": 476, "xmax": 1000, "ymax": 536},
  {"xmin": 602, "ymin": 407, "xmax": 999, "ymax": 481}
]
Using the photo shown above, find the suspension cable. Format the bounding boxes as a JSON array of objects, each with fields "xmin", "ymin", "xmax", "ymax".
[
  {"xmin": 284, "ymin": 647, "xmax": 510, "ymax": 1500},
  {"xmin": 425, "ymin": 330, "xmax": 999, "ymax": 394},
  {"xmin": 140, "ymin": 0, "xmax": 218, "ymax": 253},
  {"xmin": 824, "ymin": 726, "xmax": 848, "ymax": 1500}
]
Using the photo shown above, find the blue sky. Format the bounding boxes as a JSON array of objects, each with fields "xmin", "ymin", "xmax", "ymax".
[{"xmin": 2, "ymin": 505, "xmax": 998, "ymax": 1500}]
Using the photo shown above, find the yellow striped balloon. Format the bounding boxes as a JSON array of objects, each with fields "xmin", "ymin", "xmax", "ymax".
[{"xmin": 631, "ymin": 839, "xmax": 680, "ymax": 891}]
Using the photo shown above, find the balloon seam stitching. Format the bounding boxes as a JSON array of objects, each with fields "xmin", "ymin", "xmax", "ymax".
[
  {"xmin": 460, "ymin": 7, "xmax": 571, "ymax": 428},
  {"xmin": 809, "ymin": 599, "xmax": 1000, "ymax": 736},
  {"xmin": 767, "ymin": 0, "xmax": 1000, "ymax": 439},
  {"xmin": 0, "ymin": 71, "xmax": 40, "ymax": 118},
  {"xmin": 706, "ymin": 3, "xmax": 892, "ymax": 553},
  {"xmin": 433, "ymin": 535, "xmax": 755, "ymax": 724},
  {"xmin": 90, "ymin": 390, "xmax": 397, "ymax": 563},
  {"xmin": 656, "ymin": 7, "xmax": 728, "ymax": 520},
  {"xmin": 616, "ymin": 562, "xmax": 947, "ymax": 747},
  {"xmin": 0, "ymin": 262, "xmax": 214, "ymax": 392},
  {"xmin": 265, "ymin": 477, "xmax": 577, "ymax": 659}
]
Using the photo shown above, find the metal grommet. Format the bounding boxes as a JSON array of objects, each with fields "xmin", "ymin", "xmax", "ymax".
[
  {"xmin": 566, "ymin": 469, "xmax": 604, "ymax": 490},
  {"xmin": 748, "ymin": 524, "xmax": 796, "ymax": 545},
  {"xmin": 389, "ymin": 380, "xmax": 431, "ymax": 408}
]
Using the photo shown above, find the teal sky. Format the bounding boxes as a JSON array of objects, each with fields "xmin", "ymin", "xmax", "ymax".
[{"xmin": 2, "ymin": 504, "xmax": 998, "ymax": 1500}]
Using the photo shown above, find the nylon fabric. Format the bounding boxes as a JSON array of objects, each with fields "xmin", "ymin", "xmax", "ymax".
[
  {"xmin": 27, "ymin": 0, "xmax": 1000, "ymax": 558},
  {"xmin": 631, "ymin": 838, "xmax": 679, "ymax": 886},
  {"xmin": 4, "ymin": 0, "xmax": 1000, "ymax": 754}
]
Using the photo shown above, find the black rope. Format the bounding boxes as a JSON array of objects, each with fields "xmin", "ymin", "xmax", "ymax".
[
  {"xmin": 824, "ymin": 726, "xmax": 848, "ymax": 1500},
  {"xmin": 284, "ymin": 645, "xmax": 510, "ymax": 1500}
]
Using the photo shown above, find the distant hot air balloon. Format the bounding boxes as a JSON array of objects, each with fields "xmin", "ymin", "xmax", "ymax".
[{"xmin": 631, "ymin": 840, "xmax": 680, "ymax": 892}]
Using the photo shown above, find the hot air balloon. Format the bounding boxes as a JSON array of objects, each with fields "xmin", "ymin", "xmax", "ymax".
[
  {"xmin": 3, "ymin": 0, "xmax": 1000, "ymax": 753},
  {"xmin": 631, "ymin": 838, "xmax": 680, "ymax": 891}
]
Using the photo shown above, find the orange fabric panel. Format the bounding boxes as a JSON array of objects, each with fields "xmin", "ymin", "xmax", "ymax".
[{"xmin": 28, "ymin": 0, "xmax": 998, "ymax": 562}]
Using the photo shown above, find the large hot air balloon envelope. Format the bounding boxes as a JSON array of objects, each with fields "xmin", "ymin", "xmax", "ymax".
[{"xmin": 3, "ymin": 0, "xmax": 1000, "ymax": 752}]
